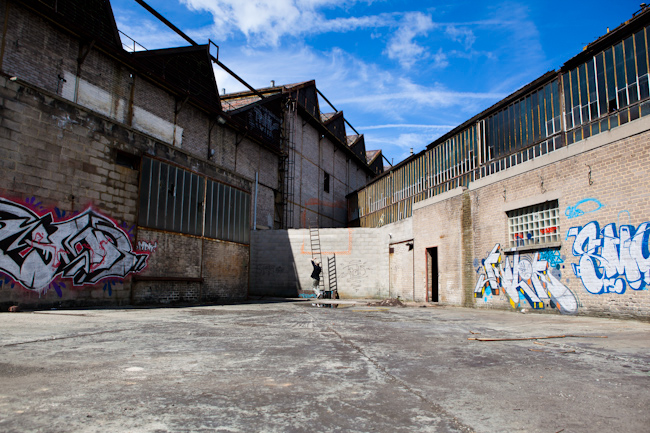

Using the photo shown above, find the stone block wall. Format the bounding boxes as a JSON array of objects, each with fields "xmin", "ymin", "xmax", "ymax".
[{"xmin": 250, "ymin": 218, "xmax": 412, "ymax": 299}]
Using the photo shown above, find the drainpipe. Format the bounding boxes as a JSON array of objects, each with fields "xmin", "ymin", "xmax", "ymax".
[{"xmin": 254, "ymin": 172, "xmax": 258, "ymax": 230}]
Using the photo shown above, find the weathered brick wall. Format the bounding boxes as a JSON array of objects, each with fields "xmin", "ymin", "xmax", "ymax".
[
  {"xmin": 389, "ymin": 241, "xmax": 414, "ymax": 299},
  {"xmin": 131, "ymin": 230, "xmax": 249, "ymax": 304},
  {"xmin": 412, "ymin": 190, "xmax": 466, "ymax": 304},
  {"xmin": 1, "ymin": 2, "xmax": 78, "ymax": 94},
  {"xmin": 132, "ymin": 76, "xmax": 175, "ymax": 125},
  {"xmin": 287, "ymin": 109, "xmax": 366, "ymax": 228},
  {"xmin": 202, "ymin": 238, "xmax": 249, "ymax": 301},
  {"xmin": 0, "ymin": 78, "xmax": 251, "ymax": 309},
  {"xmin": 135, "ymin": 230, "xmax": 202, "ymax": 279},
  {"xmin": 413, "ymin": 117, "xmax": 650, "ymax": 319},
  {"xmin": 176, "ymin": 103, "xmax": 209, "ymax": 157}
]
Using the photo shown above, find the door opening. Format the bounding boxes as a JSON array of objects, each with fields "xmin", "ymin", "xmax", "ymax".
[{"xmin": 426, "ymin": 247, "xmax": 439, "ymax": 302}]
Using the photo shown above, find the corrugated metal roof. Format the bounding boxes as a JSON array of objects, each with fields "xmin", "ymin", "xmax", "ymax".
[
  {"xmin": 347, "ymin": 135, "xmax": 360, "ymax": 146},
  {"xmin": 365, "ymin": 149, "xmax": 380, "ymax": 164},
  {"xmin": 221, "ymin": 95, "xmax": 263, "ymax": 112},
  {"xmin": 320, "ymin": 112, "xmax": 336, "ymax": 123}
]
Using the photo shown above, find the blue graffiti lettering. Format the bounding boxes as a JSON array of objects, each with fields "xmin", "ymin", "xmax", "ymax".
[
  {"xmin": 538, "ymin": 250, "xmax": 565, "ymax": 269},
  {"xmin": 566, "ymin": 221, "xmax": 650, "ymax": 294},
  {"xmin": 565, "ymin": 198, "xmax": 604, "ymax": 219}
]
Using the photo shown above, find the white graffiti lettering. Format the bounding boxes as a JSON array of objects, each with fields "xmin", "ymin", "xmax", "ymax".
[
  {"xmin": 136, "ymin": 240, "xmax": 158, "ymax": 253},
  {"xmin": 474, "ymin": 244, "xmax": 578, "ymax": 314},
  {"xmin": 0, "ymin": 198, "xmax": 147, "ymax": 294},
  {"xmin": 566, "ymin": 221, "xmax": 650, "ymax": 294}
]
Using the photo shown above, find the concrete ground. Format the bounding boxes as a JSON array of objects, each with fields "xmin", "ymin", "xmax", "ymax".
[{"xmin": 0, "ymin": 300, "xmax": 648, "ymax": 433}]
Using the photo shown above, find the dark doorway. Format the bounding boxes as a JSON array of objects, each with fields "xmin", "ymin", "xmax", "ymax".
[{"xmin": 426, "ymin": 247, "xmax": 439, "ymax": 302}]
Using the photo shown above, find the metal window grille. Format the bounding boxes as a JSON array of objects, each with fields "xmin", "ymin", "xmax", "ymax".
[
  {"xmin": 139, "ymin": 158, "xmax": 251, "ymax": 244},
  {"xmin": 507, "ymin": 200, "xmax": 560, "ymax": 248}
]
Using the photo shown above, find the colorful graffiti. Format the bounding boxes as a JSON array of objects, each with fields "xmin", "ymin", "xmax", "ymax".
[
  {"xmin": 474, "ymin": 244, "xmax": 578, "ymax": 314},
  {"xmin": 566, "ymin": 221, "xmax": 650, "ymax": 294},
  {"xmin": 565, "ymin": 198, "xmax": 604, "ymax": 219},
  {"xmin": 0, "ymin": 198, "xmax": 148, "ymax": 294}
]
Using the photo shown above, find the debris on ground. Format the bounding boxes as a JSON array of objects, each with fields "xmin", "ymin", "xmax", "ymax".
[
  {"xmin": 8, "ymin": 305, "xmax": 20, "ymax": 312},
  {"xmin": 366, "ymin": 298, "xmax": 407, "ymax": 307}
]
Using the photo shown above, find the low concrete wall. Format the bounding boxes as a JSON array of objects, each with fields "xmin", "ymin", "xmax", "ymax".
[{"xmin": 250, "ymin": 218, "xmax": 412, "ymax": 299}]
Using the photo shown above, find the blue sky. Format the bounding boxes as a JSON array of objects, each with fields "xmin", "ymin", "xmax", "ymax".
[{"xmin": 111, "ymin": 0, "xmax": 643, "ymax": 165}]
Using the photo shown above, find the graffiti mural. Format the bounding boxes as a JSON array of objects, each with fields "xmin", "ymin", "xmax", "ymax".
[
  {"xmin": 0, "ymin": 198, "xmax": 148, "ymax": 294},
  {"xmin": 566, "ymin": 221, "xmax": 650, "ymax": 294},
  {"xmin": 565, "ymin": 198, "xmax": 604, "ymax": 219},
  {"xmin": 474, "ymin": 244, "xmax": 578, "ymax": 314}
]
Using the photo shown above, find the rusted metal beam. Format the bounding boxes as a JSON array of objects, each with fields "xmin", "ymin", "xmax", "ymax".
[
  {"xmin": 316, "ymin": 88, "xmax": 359, "ymax": 135},
  {"xmin": 133, "ymin": 0, "xmax": 196, "ymax": 46},
  {"xmin": 133, "ymin": 0, "xmax": 265, "ymax": 100}
]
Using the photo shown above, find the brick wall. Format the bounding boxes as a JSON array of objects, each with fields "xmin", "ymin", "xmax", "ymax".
[
  {"xmin": 286, "ymin": 109, "xmax": 364, "ymax": 228},
  {"xmin": 412, "ymin": 190, "xmax": 466, "ymax": 304},
  {"xmin": 389, "ymin": 241, "xmax": 414, "ymax": 299},
  {"xmin": 412, "ymin": 117, "xmax": 650, "ymax": 319}
]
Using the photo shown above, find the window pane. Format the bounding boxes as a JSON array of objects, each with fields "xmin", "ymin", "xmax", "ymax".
[
  {"xmin": 218, "ymin": 183, "xmax": 226, "ymax": 240},
  {"xmin": 636, "ymin": 29, "xmax": 648, "ymax": 77},
  {"xmin": 139, "ymin": 157, "xmax": 152, "ymax": 227},
  {"xmin": 587, "ymin": 58, "xmax": 597, "ymax": 110},
  {"xmin": 571, "ymin": 68, "xmax": 581, "ymax": 124},
  {"xmin": 604, "ymin": 48, "xmax": 617, "ymax": 111},
  {"xmin": 156, "ymin": 162, "xmax": 168, "ymax": 230},
  {"xmin": 579, "ymin": 63, "xmax": 588, "ymax": 107},
  {"xmin": 596, "ymin": 53, "xmax": 608, "ymax": 116},
  {"xmin": 563, "ymin": 74, "xmax": 573, "ymax": 128},
  {"xmin": 625, "ymin": 36, "xmax": 637, "ymax": 85},
  {"xmin": 614, "ymin": 42, "xmax": 627, "ymax": 107}
]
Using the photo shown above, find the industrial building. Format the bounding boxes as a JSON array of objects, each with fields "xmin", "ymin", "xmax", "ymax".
[
  {"xmin": 0, "ymin": 0, "xmax": 378, "ymax": 309},
  {"xmin": 252, "ymin": 6, "xmax": 650, "ymax": 319}
]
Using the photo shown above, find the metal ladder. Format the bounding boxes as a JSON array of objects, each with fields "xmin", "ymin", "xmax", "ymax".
[
  {"xmin": 327, "ymin": 254, "xmax": 339, "ymax": 299},
  {"xmin": 309, "ymin": 223, "xmax": 326, "ymax": 294},
  {"xmin": 280, "ymin": 98, "xmax": 296, "ymax": 228}
]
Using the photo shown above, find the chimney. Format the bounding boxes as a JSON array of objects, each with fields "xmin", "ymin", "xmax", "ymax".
[{"xmin": 271, "ymin": 80, "xmax": 275, "ymax": 87}]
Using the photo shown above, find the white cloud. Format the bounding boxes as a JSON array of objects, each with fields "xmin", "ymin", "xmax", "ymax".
[
  {"xmin": 445, "ymin": 25, "xmax": 475, "ymax": 50},
  {"xmin": 384, "ymin": 12, "xmax": 436, "ymax": 69},
  {"xmin": 179, "ymin": 0, "xmax": 389, "ymax": 46}
]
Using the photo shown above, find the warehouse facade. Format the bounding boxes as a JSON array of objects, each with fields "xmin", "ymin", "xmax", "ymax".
[
  {"xmin": 0, "ymin": 0, "xmax": 377, "ymax": 309},
  {"xmin": 346, "ymin": 7, "xmax": 650, "ymax": 319}
]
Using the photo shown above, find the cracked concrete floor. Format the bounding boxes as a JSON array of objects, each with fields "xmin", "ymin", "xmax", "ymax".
[{"xmin": 0, "ymin": 300, "xmax": 648, "ymax": 432}]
